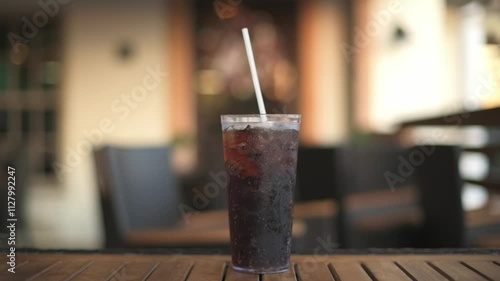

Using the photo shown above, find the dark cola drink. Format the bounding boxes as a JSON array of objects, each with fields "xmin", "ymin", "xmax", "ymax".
[{"xmin": 221, "ymin": 115, "xmax": 300, "ymax": 274}]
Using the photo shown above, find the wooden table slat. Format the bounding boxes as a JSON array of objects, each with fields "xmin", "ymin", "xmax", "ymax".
[
  {"xmin": 261, "ymin": 264, "xmax": 296, "ymax": 281},
  {"xmin": 396, "ymin": 261, "xmax": 448, "ymax": 281},
  {"xmin": 186, "ymin": 260, "xmax": 226, "ymax": 281},
  {"xmin": 30, "ymin": 261, "xmax": 91, "ymax": 281},
  {"xmin": 462, "ymin": 261, "xmax": 500, "ymax": 281},
  {"xmin": 106, "ymin": 261, "xmax": 160, "ymax": 281},
  {"xmin": 0, "ymin": 259, "xmax": 28, "ymax": 273},
  {"xmin": 430, "ymin": 260, "xmax": 489, "ymax": 281},
  {"xmin": 146, "ymin": 260, "xmax": 193, "ymax": 281},
  {"xmin": 329, "ymin": 262, "xmax": 373, "ymax": 281},
  {"xmin": 363, "ymin": 261, "xmax": 413, "ymax": 281},
  {"xmin": 0, "ymin": 261, "xmax": 58, "ymax": 281},
  {"xmin": 296, "ymin": 262, "xmax": 334, "ymax": 281},
  {"xmin": 27, "ymin": 261, "xmax": 63, "ymax": 281},
  {"xmin": 70, "ymin": 261, "xmax": 124, "ymax": 281},
  {"xmin": 224, "ymin": 267, "xmax": 259, "ymax": 281},
  {"xmin": 0, "ymin": 261, "xmax": 11, "ymax": 273}
]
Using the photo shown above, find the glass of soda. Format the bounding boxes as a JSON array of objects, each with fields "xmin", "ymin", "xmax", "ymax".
[{"xmin": 221, "ymin": 114, "xmax": 300, "ymax": 274}]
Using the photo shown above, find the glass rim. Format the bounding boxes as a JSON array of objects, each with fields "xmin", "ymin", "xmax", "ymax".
[{"xmin": 221, "ymin": 114, "xmax": 301, "ymax": 124}]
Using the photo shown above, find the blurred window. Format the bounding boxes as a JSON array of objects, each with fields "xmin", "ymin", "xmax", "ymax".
[{"xmin": 0, "ymin": 19, "xmax": 60, "ymax": 180}]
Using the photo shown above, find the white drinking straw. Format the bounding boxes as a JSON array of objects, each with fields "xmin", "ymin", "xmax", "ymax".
[{"xmin": 242, "ymin": 28, "xmax": 267, "ymax": 121}]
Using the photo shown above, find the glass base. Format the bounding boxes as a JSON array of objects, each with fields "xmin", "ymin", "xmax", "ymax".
[{"xmin": 231, "ymin": 264, "xmax": 290, "ymax": 275}]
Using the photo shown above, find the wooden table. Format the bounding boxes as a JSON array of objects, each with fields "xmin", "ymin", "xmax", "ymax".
[
  {"xmin": 126, "ymin": 199, "xmax": 337, "ymax": 246},
  {"xmin": 2, "ymin": 251, "xmax": 499, "ymax": 280}
]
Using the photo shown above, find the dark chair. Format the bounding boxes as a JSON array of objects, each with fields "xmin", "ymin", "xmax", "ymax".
[
  {"xmin": 94, "ymin": 145, "xmax": 181, "ymax": 248},
  {"xmin": 400, "ymin": 108, "xmax": 500, "ymax": 247},
  {"xmin": 415, "ymin": 145, "xmax": 465, "ymax": 248},
  {"xmin": 334, "ymin": 144, "xmax": 465, "ymax": 248},
  {"xmin": 335, "ymin": 145, "xmax": 420, "ymax": 248}
]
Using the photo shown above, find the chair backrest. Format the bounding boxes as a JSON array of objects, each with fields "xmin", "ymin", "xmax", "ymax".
[
  {"xmin": 336, "ymin": 145, "xmax": 413, "ymax": 195},
  {"xmin": 94, "ymin": 145, "xmax": 181, "ymax": 247},
  {"xmin": 335, "ymin": 145, "xmax": 420, "ymax": 248},
  {"xmin": 334, "ymin": 144, "xmax": 464, "ymax": 248}
]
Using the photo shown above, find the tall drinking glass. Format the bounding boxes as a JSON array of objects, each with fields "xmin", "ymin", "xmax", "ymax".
[{"xmin": 221, "ymin": 114, "xmax": 300, "ymax": 274}]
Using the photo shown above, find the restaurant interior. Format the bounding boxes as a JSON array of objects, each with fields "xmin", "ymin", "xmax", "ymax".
[{"xmin": 0, "ymin": 0, "xmax": 499, "ymax": 253}]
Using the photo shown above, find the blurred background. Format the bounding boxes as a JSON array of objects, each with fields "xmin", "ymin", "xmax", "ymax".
[{"xmin": 0, "ymin": 0, "xmax": 499, "ymax": 251}]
